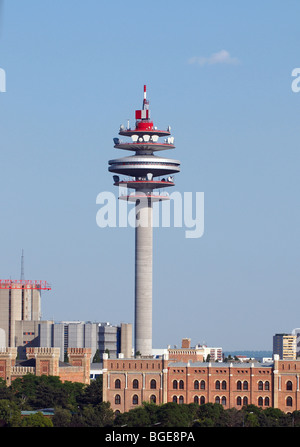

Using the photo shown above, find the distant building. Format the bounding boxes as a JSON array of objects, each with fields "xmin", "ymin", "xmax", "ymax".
[
  {"xmin": 0, "ymin": 280, "xmax": 49, "ymax": 347},
  {"xmin": 195, "ymin": 345, "xmax": 223, "ymax": 362},
  {"xmin": 292, "ymin": 328, "xmax": 300, "ymax": 357},
  {"xmin": 166, "ymin": 339, "xmax": 222, "ymax": 363},
  {"xmin": 38, "ymin": 321, "xmax": 132, "ymax": 363},
  {"xmin": 273, "ymin": 333, "xmax": 296, "ymax": 360},
  {"xmin": 90, "ymin": 362, "xmax": 103, "ymax": 380}
]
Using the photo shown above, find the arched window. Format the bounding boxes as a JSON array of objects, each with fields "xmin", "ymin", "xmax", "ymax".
[
  {"xmin": 286, "ymin": 381, "xmax": 293, "ymax": 391},
  {"xmin": 265, "ymin": 381, "xmax": 270, "ymax": 390},
  {"xmin": 221, "ymin": 396, "xmax": 226, "ymax": 406},
  {"xmin": 179, "ymin": 380, "xmax": 184, "ymax": 390},
  {"xmin": 265, "ymin": 397, "xmax": 270, "ymax": 407},
  {"xmin": 132, "ymin": 394, "xmax": 139, "ymax": 405},
  {"xmin": 215, "ymin": 396, "xmax": 220, "ymax": 404},
  {"xmin": 258, "ymin": 396, "xmax": 263, "ymax": 406},
  {"xmin": 222, "ymin": 381, "xmax": 227, "ymax": 390},
  {"xmin": 258, "ymin": 381, "xmax": 263, "ymax": 390},
  {"xmin": 215, "ymin": 380, "xmax": 220, "ymax": 390},
  {"xmin": 194, "ymin": 396, "xmax": 199, "ymax": 404},
  {"xmin": 237, "ymin": 380, "xmax": 242, "ymax": 390},
  {"xmin": 150, "ymin": 395, "xmax": 156, "ymax": 404},
  {"xmin": 173, "ymin": 396, "xmax": 177, "ymax": 403},
  {"xmin": 115, "ymin": 379, "xmax": 121, "ymax": 389},
  {"xmin": 287, "ymin": 396, "xmax": 293, "ymax": 407},
  {"xmin": 237, "ymin": 396, "xmax": 242, "ymax": 406},
  {"xmin": 243, "ymin": 381, "xmax": 248, "ymax": 390},
  {"xmin": 200, "ymin": 396, "xmax": 205, "ymax": 405},
  {"xmin": 194, "ymin": 380, "xmax": 199, "ymax": 390},
  {"xmin": 243, "ymin": 396, "xmax": 248, "ymax": 406},
  {"xmin": 115, "ymin": 394, "xmax": 121, "ymax": 405},
  {"xmin": 133, "ymin": 379, "xmax": 139, "ymax": 389},
  {"xmin": 150, "ymin": 379, "xmax": 156, "ymax": 389},
  {"xmin": 179, "ymin": 395, "xmax": 184, "ymax": 404},
  {"xmin": 200, "ymin": 380, "xmax": 206, "ymax": 390},
  {"xmin": 173, "ymin": 380, "xmax": 178, "ymax": 390}
]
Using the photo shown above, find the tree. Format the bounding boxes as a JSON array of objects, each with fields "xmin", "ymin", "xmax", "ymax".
[
  {"xmin": 0, "ymin": 400, "xmax": 21, "ymax": 427},
  {"xmin": 52, "ymin": 408, "xmax": 72, "ymax": 427},
  {"xmin": 79, "ymin": 402, "xmax": 114, "ymax": 427},
  {"xmin": 77, "ymin": 375, "xmax": 102, "ymax": 406},
  {"xmin": 156, "ymin": 402, "xmax": 191, "ymax": 427},
  {"xmin": 20, "ymin": 412, "xmax": 53, "ymax": 427},
  {"xmin": 93, "ymin": 349, "xmax": 101, "ymax": 363}
]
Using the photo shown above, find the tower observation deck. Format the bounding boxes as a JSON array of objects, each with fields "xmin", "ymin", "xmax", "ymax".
[{"xmin": 108, "ymin": 85, "xmax": 180, "ymax": 356}]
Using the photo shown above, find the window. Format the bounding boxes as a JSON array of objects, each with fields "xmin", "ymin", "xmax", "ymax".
[
  {"xmin": 132, "ymin": 394, "xmax": 139, "ymax": 405},
  {"xmin": 115, "ymin": 394, "xmax": 121, "ymax": 405},
  {"xmin": 179, "ymin": 380, "xmax": 184, "ymax": 390},
  {"xmin": 265, "ymin": 381, "xmax": 270, "ymax": 390},
  {"xmin": 237, "ymin": 381, "xmax": 242, "ymax": 390},
  {"xmin": 133, "ymin": 379, "xmax": 139, "ymax": 389},
  {"xmin": 286, "ymin": 381, "xmax": 293, "ymax": 391},
  {"xmin": 215, "ymin": 396, "xmax": 220, "ymax": 404},
  {"xmin": 243, "ymin": 381, "xmax": 248, "ymax": 390},
  {"xmin": 194, "ymin": 380, "xmax": 199, "ymax": 390},
  {"xmin": 173, "ymin": 380, "xmax": 178, "ymax": 390},
  {"xmin": 221, "ymin": 396, "xmax": 226, "ymax": 406},
  {"xmin": 237, "ymin": 396, "xmax": 242, "ymax": 406},
  {"xmin": 265, "ymin": 397, "xmax": 270, "ymax": 407},
  {"xmin": 222, "ymin": 381, "xmax": 227, "ymax": 390},
  {"xmin": 243, "ymin": 397, "xmax": 248, "ymax": 406},
  {"xmin": 258, "ymin": 397, "xmax": 263, "ymax": 406},
  {"xmin": 200, "ymin": 380, "xmax": 206, "ymax": 390},
  {"xmin": 258, "ymin": 381, "xmax": 263, "ymax": 390},
  {"xmin": 215, "ymin": 380, "xmax": 220, "ymax": 390},
  {"xmin": 194, "ymin": 396, "xmax": 199, "ymax": 404},
  {"xmin": 173, "ymin": 396, "xmax": 177, "ymax": 403},
  {"xmin": 150, "ymin": 395, "xmax": 156, "ymax": 403},
  {"xmin": 179, "ymin": 395, "xmax": 184, "ymax": 404},
  {"xmin": 286, "ymin": 396, "xmax": 293, "ymax": 407},
  {"xmin": 150, "ymin": 379, "xmax": 156, "ymax": 389},
  {"xmin": 115, "ymin": 379, "xmax": 121, "ymax": 389},
  {"xmin": 200, "ymin": 396, "xmax": 205, "ymax": 405}
]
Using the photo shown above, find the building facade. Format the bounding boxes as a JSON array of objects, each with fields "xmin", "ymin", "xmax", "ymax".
[
  {"xmin": 0, "ymin": 347, "xmax": 91, "ymax": 386},
  {"xmin": 273, "ymin": 333, "xmax": 297, "ymax": 360},
  {"xmin": 38, "ymin": 321, "xmax": 132, "ymax": 363},
  {"xmin": 102, "ymin": 353, "xmax": 300, "ymax": 414},
  {"xmin": 292, "ymin": 328, "xmax": 300, "ymax": 357},
  {"xmin": 0, "ymin": 282, "xmax": 43, "ymax": 347}
]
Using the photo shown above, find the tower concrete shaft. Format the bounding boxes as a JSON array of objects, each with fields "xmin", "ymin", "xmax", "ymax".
[{"xmin": 135, "ymin": 199, "xmax": 153, "ymax": 356}]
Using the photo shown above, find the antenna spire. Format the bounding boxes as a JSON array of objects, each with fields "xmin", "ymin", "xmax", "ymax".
[{"xmin": 21, "ymin": 249, "xmax": 24, "ymax": 281}]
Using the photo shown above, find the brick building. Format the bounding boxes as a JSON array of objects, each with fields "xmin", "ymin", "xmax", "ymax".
[
  {"xmin": 102, "ymin": 353, "xmax": 300, "ymax": 414},
  {"xmin": 0, "ymin": 347, "xmax": 91, "ymax": 386}
]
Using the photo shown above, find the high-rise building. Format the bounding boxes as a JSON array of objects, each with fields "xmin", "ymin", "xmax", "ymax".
[
  {"xmin": 0, "ymin": 279, "xmax": 50, "ymax": 347},
  {"xmin": 38, "ymin": 320, "xmax": 132, "ymax": 362},
  {"xmin": 273, "ymin": 333, "xmax": 297, "ymax": 360},
  {"xmin": 292, "ymin": 328, "xmax": 300, "ymax": 357},
  {"xmin": 108, "ymin": 85, "xmax": 180, "ymax": 356}
]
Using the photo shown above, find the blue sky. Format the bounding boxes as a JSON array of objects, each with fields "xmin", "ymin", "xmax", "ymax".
[{"xmin": 0, "ymin": 0, "xmax": 299, "ymax": 351}]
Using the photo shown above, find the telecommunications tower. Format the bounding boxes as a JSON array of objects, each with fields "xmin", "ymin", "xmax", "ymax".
[{"xmin": 108, "ymin": 86, "xmax": 180, "ymax": 356}]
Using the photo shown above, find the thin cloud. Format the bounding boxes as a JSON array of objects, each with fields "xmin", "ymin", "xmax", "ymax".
[{"xmin": 188, "ymin": 50, "xmax": 239, "ymax": 66}]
